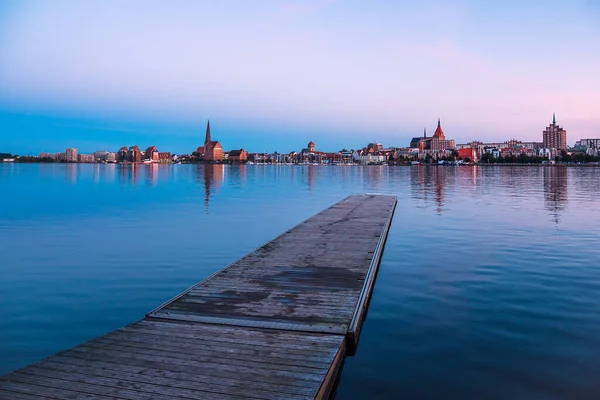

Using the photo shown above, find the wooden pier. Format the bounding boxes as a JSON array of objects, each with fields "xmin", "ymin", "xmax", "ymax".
[{"xmin": 0, "ymin": 194, "xmax": 397, "ymax": 400}]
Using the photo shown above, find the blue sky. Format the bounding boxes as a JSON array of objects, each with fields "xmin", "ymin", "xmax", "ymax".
[{"xmin": 1, "ymin": 0, "xmax": 599, "ymax": 154}]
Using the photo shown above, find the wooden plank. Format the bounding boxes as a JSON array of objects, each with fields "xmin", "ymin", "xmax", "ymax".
[
  {"xmin": 99, "ymin": 329, "xmax": 338, "ymax": 364},
  {"xmin": 1, "ymin": 194, "xmax": 397, "ymax": 400},
  {"xmin": 0, "ymin": 389, "xmax": 54, "ymax": 400},
  {"xmin": 62, "ymin": 345, "xmax": 330, "ymax": 383},
  {"xmin": 3, "ymin": 371, "xmax": 243, "ymax": 400},
  {"xmin": 38, "ymin": 357, "xmax": 318, "ymax": 398}
]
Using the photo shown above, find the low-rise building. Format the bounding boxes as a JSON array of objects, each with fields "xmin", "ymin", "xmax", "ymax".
[
  {"xmin": 78, "ymin": 154, "xmax": 95, "ymax": 163},
  {"xmin": 458, "ymin": 148, "xmax": 477, "ymax": 162},
  {"xmin": 575, "ymin": 138, "xmax": 600, "ymax": 150},
  {"xmin": 229, "ymin": 149, "xmax": 248, "ymax": 163},
  {"xmin": 359, "ymin": 153, "xmax": 387, "ymax": 164},
  {"xmin": 105, "ymin": 152, "xmax": 117, "ymax": 163}
]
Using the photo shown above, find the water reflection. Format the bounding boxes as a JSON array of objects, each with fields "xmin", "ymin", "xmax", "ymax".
[
  {"xmin": 544, "ymin": 166, "xmax": 568, "ymax": 225},
  {"xmin": 307, "ymin": 165, "xmax": 315, "ymax": 191},
  {"xmin": 410, "ymin": 166, "xmax": 449, "ymax": 215},
  {"xmin": 66, "ymin": 163, "xmax": 78, "ymax": 183},
  {"xmin": 198, "ymin": 164, "xmax": 224, "ymax": 213}
]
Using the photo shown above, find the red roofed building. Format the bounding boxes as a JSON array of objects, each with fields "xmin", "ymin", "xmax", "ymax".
[
  {"xmin": 202, "ymin": 120, "xmax": 223, "ymax": 162},
  {"xmin": 432, "ymin": 118, "xmax": 446, "ymax": 140},
  {"xmin": 229, "ymin": 149, "xmax": 248, "ymax": 163},
  {"xmin": 129, "ymin": 146, "xmax": 142, "ymax": 163},
  {"xmin": 458, "ymin": 148, "xmax": 477, "ymax": 162},
  {"xmin": 145, "ymin": 146, "xmax": 158, "ymax": 161},
  {"xmin": 411, "ymin": 119, "xmax": 455, "ymax": 152}
]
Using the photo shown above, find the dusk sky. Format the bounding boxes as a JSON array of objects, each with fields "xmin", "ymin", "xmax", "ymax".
[{"xmin": 1, "ymin": 0, "xmax": 599, "ymax": 154}]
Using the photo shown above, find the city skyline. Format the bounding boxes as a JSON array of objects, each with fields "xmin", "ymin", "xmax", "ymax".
[{"xmin": 1, "ymin": 1, "xmax": 599, "ymax": 154}]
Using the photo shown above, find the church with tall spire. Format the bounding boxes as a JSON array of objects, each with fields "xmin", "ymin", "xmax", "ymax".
[
  {"xmin": 409, "ymin": 118, "xmax": 455, "ymax": 151},
  {"xmin": 432, "ymin": 118, "xmax": 446, "ymax": 140},
  {"xmin": 196, "ymin": 120, "xmax": 224, "ymax": 162}
]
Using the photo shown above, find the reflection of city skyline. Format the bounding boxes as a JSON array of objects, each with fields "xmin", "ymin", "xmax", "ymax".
[
  {"xmin": 199, "ymin": 164, "xmax": 224, "ymax": 213},
  {"xmin": 66, "ymin": 163, "xmax": 78, "ymax": 183},
  {"xmin": 410, "ymin": 166, "xmax": 452, "ymax": 215},
  {"xmin": 307, "ymin": 165, "xmax": 315, "ymax": 191},
  {"xmin": 543, "ymin": 166, "xmax": 568, "ymax": 225}
]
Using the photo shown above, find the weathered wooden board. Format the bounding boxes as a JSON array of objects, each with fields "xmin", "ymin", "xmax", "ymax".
[
  {"xmin": 0, "ymin": 194, "xmax": 397, "ymax": 400},
  {"xmin": 149, "ymin": 194, "xmax": 398, "ymax": 345},
  {"xmin": 1, "ymin": 320, "xmax": 345, "ymax": 400}
]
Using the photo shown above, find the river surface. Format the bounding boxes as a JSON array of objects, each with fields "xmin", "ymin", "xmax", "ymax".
[{"xmin": 1, "ymin": 163, "xmax": 600, "ymax": 399}]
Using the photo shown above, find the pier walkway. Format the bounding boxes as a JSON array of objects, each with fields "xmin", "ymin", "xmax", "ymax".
[{"xmin": 1, "ymin": 194, "xmax": 397, "ymax": 400}]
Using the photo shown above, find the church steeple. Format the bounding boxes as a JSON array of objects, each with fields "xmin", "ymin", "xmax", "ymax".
[
  {"xmin": 204, "ymin": 119, "xmax": 211, "ymax": 145},
  {"xmin": 553, "ymin": 113, "xmax": 556, "ymax": 125},
  {"xmin": 424, "ymin": 127, "xmax": 427, "ymax": 138},
  {"xmin": 433, "ymin": 117, "xmax": 445, "ymax": 140}
]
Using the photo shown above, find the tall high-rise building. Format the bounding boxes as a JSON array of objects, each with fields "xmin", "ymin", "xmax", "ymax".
[
  {"xmin": 65, "ymin": 148, "xmax": 78, "ymax": 162},
  {"xmin": 543, "ymin": 113, "xmax": 567, "ymax": 150}
]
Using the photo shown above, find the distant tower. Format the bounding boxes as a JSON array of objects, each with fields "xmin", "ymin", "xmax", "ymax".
[
  {"xmin": 423, "ymin": 128, "xmax": 427, "ymax": 138},
  {"xmin": 204, "ymin": 120, "xmax": 211, "ymax": 147},
  {"xmin": 432, "ymin": 118, "xmax": 446, "ymax": 140},
  {"xmin": 308, "ymin": 141, "xmax": 316, "ymax": 152},
  {"xmin": 543, "ymin": 113, "xmax": 567, "ymax": 150}
]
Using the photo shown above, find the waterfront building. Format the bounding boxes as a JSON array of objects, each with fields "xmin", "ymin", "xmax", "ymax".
[
  {"xmin": 54, "ymin": 153, "xmax": 66, "ymax": 162},
  {"xmin": 129, "ymin": 146, "xmax": 142, "ymax": 163},
  {"xmin": 359, "ymin": 153, "xmax": 387, "ymax": 164},
  {"xmin": 157, "ymin": 152, "xmax": 171, "ymax": 163},
  {"xmin": 301, "ymin": 140, "xmax": 326, "ymax": 163},
  {"xmin": 395, "ymin": 147, "xmax": 420, "ymax": 159},
  {"xmin": 457, "ymin": 139, "xmax": 543, "ymax": 159},
  {"xmin": 94, "ymin": 151, "xmax": 110, "ymax": 162},
  {"xmin": 77, "ymin": 154, "xmax": 95, "ymax": 163},
  {"xmin": 228, "ymin": 149, "xmax": 248, "ymax": 163},
  {"xmin": 575, "ymin": 138, "xmax": 600, "ymax": 149},
  {"xmin": 367, "ymin": 143, "xmax": 384, "ymax": 152},
  {"xmin": 485, "ymin": 147, "xmax": 501, "ymax": 159},
  {"xmin": 429, "ymin": 119, "xmax": 455, "ymax": 151},
  {"xmin": 145, "ymin": 146, "xmax": 158, "ymax": 161},
  {"xmin": 543, "ymin": 113, "xmax": 567, "ymax": 150},
  {"xmin": 117, "ymin": 147, "xmax": 129, "ymax": 162},
  {"xmin": 196, "ymin": 120, "xmax": 224, "ymax": 162},
  {"xmin": 105, "ymin": 152, "xmax": 117, "ymax": 163},
  {"xmin": 458, "ymin": 148, "xmax": 477, "ymax": 162},
  {"xmin": 410, "ymin": 119, "xmax": 455, "ymax": 152},
  {"xmin": 539, "ymin": 148, "xmax": 552, "ymax": 159},
  {"xmin": 410, "ymin": 128, "xmax": 427, "ymax": 149},
  {"xmin": 66, "ymin": 148, "xmax": 78, "ymax": 162}
]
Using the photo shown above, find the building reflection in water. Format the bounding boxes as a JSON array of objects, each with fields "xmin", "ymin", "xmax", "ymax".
[
  {"xmin": 66, "ymin": 163, "xmax": 78, "ymax": 183},
  {"xmin": 116, "ymin": 164, "xmax": 141, "ymax": 185},
  {"xmin": 365, "ymin": 166, "xmax": 386, "ymax": 192},
  {"xmin": 307, "ymin": 165, "xmax": 315, "ymax": 191},
  {"xmin": 543, "ymin": 166, "xmax": 568, "ymax": 225},
  {"xmin": 199, "ymin": 164, "xmax": 224, "ymax": 213},
  {"xmin": 145, "ymin": 164, "xmax": 159, "ymax": 186},
  {"xmin": 131, "ymin": 164, "xmax": 140, "ymax": 185},
  {"xmin": 410, "ymin": 166, "xmax": 449, "ymax": 215}
]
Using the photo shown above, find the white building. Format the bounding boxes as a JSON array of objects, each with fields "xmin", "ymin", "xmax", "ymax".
[
  {"xmin": 359, "ymin": 153, "xmax": 387, "ymax": 164},
  {"xmin": 538, "ymin": 148, "xmax": 552, "ymax": 160}
]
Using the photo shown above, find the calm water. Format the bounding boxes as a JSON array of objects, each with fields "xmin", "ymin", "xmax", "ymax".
[{"xmin": 1, "ymin": 163, "xmax": 600, "ymax": 399}]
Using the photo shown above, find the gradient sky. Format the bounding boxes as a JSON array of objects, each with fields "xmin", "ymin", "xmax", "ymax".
[{"xmin": 1, "ymin": 0, "xmax": 599, "ymax": 154}]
